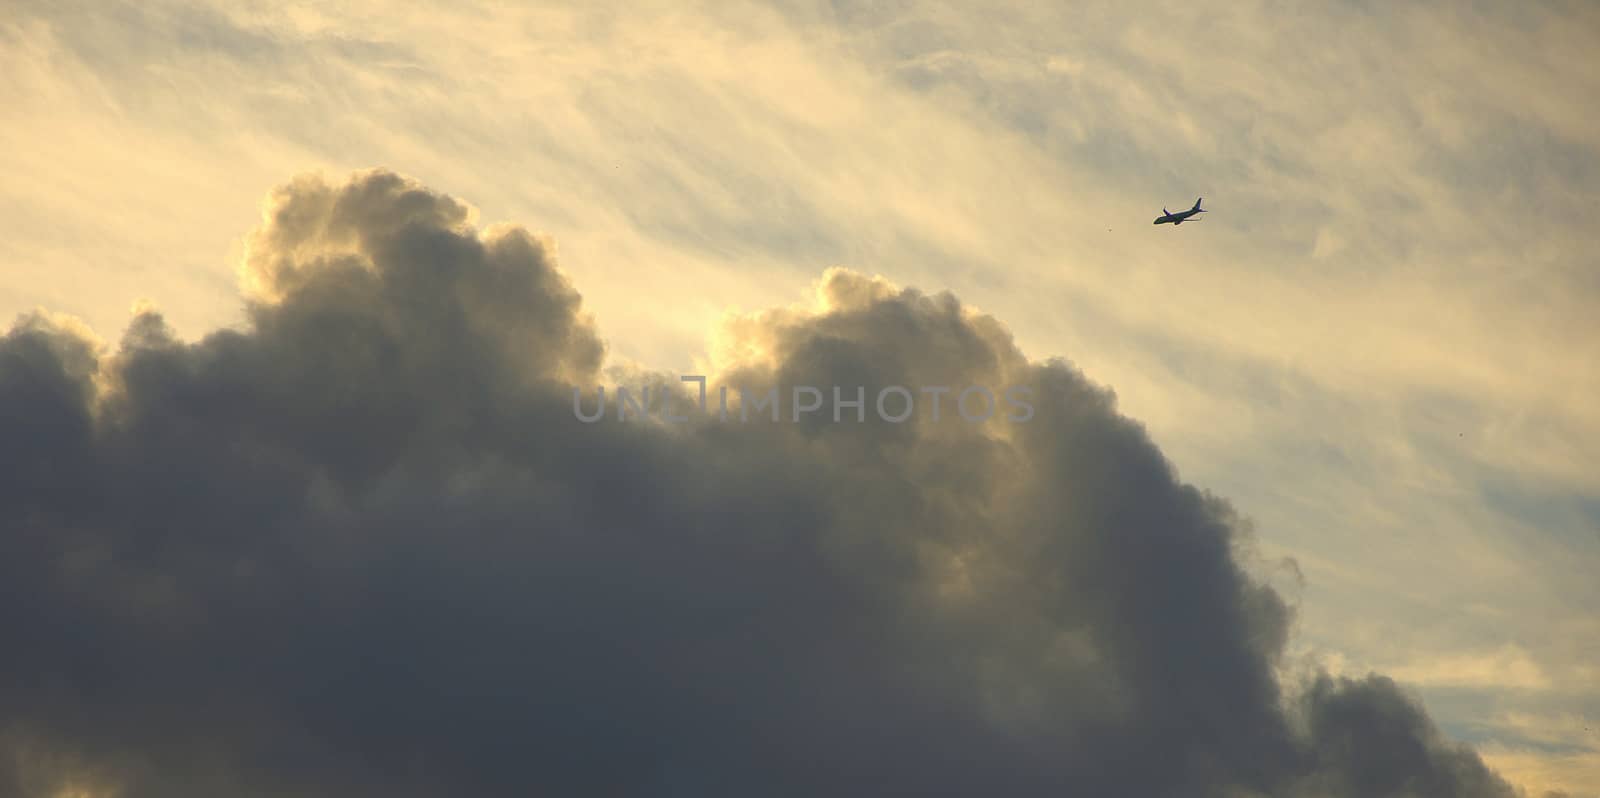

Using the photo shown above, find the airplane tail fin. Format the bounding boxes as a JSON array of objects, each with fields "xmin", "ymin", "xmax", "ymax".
[{"xmin": 1192, "ymin": 197, "xmax": 1204, "ymax": 212}]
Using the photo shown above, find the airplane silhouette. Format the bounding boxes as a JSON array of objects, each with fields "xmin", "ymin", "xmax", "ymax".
[{"xmin": 1154, "ymin": 198, "xmax": 1205, "ymax": 226}]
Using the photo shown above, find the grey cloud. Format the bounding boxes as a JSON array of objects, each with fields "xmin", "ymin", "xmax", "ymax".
[
  {"xmin": 0, "ymin": 169, "xmax": 1522, "ymax": 796},
  {"xmin": 1291, "ymin": 674, "xmax": 1522, "ymax": 798}
]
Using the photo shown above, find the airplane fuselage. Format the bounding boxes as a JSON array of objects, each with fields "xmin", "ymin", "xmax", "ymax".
[
  {"xmin": 1153, "ymin": 208, "xmax": 1201, "ymax": 225},
  {"xmin": 1154, "ymin": 198, "xmax": 1205, "ymax": 225}
]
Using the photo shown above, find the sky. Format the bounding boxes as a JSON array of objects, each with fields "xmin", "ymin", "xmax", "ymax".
[{"xmin": 1, "ymin": 0, "xmax": 1597, "ymax": 795}]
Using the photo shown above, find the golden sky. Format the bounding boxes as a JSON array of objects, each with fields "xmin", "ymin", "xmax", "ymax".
[{"xmin": 2, "ymin": 1, "xmax": 1597, "ymax": 794}]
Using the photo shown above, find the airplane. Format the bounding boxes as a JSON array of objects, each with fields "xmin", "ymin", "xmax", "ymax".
[{"xmin": 1153, "ymin": 198, "xmax": 1205, "ymax": 226}]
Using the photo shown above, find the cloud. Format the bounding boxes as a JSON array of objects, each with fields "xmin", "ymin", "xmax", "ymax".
[
  {"xmin": 1382, "ymin": 646, "xmax": 1554, "ymax": 692},
  {"xmin": 0, "ymin": 169, "xmax": 1526, "ymax": 796}
]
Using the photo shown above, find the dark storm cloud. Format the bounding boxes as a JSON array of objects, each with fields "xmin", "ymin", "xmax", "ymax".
[{"xmin": 0, "ymin": 170, "xmax": 1519, "ymax": 797}]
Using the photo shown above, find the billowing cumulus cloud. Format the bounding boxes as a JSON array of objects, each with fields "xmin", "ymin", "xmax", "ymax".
[{"xmin": 0, "ymin": 170, "xmax": 1523, "ymax": 796}]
